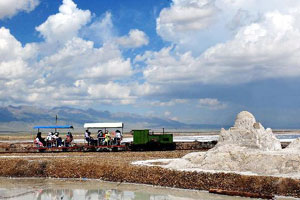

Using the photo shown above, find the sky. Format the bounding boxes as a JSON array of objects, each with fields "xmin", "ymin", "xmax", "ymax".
[{"xmin": 0, "ymin": 0, "xmax": 300, "ymax": 128}]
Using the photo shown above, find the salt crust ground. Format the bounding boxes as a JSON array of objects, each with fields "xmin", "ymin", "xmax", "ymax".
[{"xmin": 132, "ymin": 111, "xmax": 300, "ymax": 179}]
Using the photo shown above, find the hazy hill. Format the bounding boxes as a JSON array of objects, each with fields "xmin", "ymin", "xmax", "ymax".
[{"xmin": 0, "ymin": 105, "xmax": 224, "ymax": 132}]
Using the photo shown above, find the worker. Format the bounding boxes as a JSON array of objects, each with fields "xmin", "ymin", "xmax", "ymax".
[
  {"xmin": 85, "ymin": 129, "xmax": 91, "ymax": 145},
  {"xmin": 114, "ymin": 130, "xmax": 122, "ymax": 145},
  {"xmin": 104, "ymin": 130, "xmax": 111, "ymax": 145},
  {"xmin": 53, "ymin": 132, "xmax": 62, "ymax": 147},
  {"xmin": 64, "ymin": 132, "xmax": 73, "ymax": 147},
  {"xmin": 85, "ymin": 129, "xmax": 96, "ymax": 145},
  {"xmin": 35, "ymin": 132, "xmax": 46, "ymax": 147},
  {"xmin": 97, "ymin": 130, "xmax": 104, "ymax": 145},
  {"xmin": 46, "ymin": 132, "xmax": 54, "ymax": 147}
]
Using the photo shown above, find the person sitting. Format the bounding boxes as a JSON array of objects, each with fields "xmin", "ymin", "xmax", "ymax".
[
  {"xmin": 35, "ymin": 132, "xmax": 46, "ymax": 147},
  {"xmin": 64, "ymin": 132, "xmax": 73, "ymax": 147},
  {"xmin": 97, "ymin": 130, "xmax": 104, "ymax": 145},
  {"xmin": 85, "ymin": 129, "xmax": 91, "ymax": 145},
  {"xmin": 53, "ymin": 132, "xmax": 62, "ymax": 147},
  {"xmin": 114, "ymin": 130, "xmax": 122, "ymax": 145},
  {"xmin": 46, "ymin": 132, "xmax": 55, "ymax": 147},
  {"xmin": 104, "ymin": 130, "xmax": 111, "ymax": 145},
  {"xmin": 85, "ymin": 129, "xmax": 96, "ymax": 145}
]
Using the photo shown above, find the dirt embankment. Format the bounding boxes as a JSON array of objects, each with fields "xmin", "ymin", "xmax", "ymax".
[{"xmin": 0, "ymin": 151, "xmax": 299, "ymax": 198}]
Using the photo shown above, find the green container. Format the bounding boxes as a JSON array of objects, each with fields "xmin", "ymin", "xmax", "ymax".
[
  {"xmin": 132, "ymin": 129, "xmax": 150, "ymax": 145},
  {"xmin": 133, "ymin": 129, "xmax": 174, "ymax": 145}
]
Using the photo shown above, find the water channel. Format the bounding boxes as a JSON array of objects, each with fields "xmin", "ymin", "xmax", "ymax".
[{"xmin": 0, "ymin": 177, "xmax": 295, "ymax": 200}]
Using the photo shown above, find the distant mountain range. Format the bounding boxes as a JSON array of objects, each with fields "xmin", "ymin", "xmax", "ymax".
[{"xmin": 0, "ymin": 105, "xmax": 225, "ymax": 132}]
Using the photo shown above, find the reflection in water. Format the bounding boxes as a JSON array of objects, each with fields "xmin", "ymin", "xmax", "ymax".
[
  {"xmin": 1, "ymin": 187, "xmax": 163, "ymax": 200},
  {"xmin": 34, "ymin": 188, "xmax": 74, "ymax": 200},
  {"xmin": 0, "ymin": 178, "xmax": 292, "ymax": 200},
  {"xmin": 34, "ymin": 188, "xmax": 134, "ymax": 200}
]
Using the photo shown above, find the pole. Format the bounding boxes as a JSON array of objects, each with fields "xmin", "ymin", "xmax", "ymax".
[{"xmin": 55, "ymin": 115, "xmax": 58, "ymax": 132}]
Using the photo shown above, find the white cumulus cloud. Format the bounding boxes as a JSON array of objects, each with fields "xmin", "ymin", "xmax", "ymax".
[
  {"xmin": 81, "ymin": 12, "xmax": 116, "ymax": 45},
  {"xmin": 87, "ymin": 81, "xmax": 136, "ymax": 105},
  {"xmin": 36, "ymin": 0, "xmax": 91, "ymax": 43},
  {"xmin": 0, "ymin": 0, "xmax": 137, "ymax": 107},
  {"xmin": 0, "ymin": 0, "xmax": 39, "ymax": 19},
  {"xmin": 203, "ymin": 10, "xmax": 300, "ymax": 82},
  {"xmin": 157, "ymin": 0, "xmax": 218, "ymax": 43},
  {"xmin": 198, "ymin": 98, "xmax": 226, "ymax": 109},
  {"xmin": 143, "ymin": 8, "xmax": 300, "ymax": 86},
  {"xmin": 0, "ymin": 27, "xmax": 36, "ymax": 61},
  {"xmin": 117, "ymin": 29, "xmax": 149, "ymax": 48},
  {"xmin": 39, "ymin": 38, "xmax": 133, "ymax": 83},
  {"xmin": 0, "ymin": 27, "xmax": 36, "ymax": 80},
  {"xmin": 150, "ymin": 99, "xmax": 188, "ymax": 106}
]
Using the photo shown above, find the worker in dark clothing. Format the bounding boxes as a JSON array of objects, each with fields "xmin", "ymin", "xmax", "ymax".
[
  {"xmin": 53, "ymin": 132, "xmax": 63, "ymax": 147},
  {"xmin": 64, "ymin": 132, "xmax": 73, "ymax": 147},
  {"xmin": 35, "ymin": 132, "xmax": 46, "ymax": 147},
  {"xmin": 97, "ymin": 130, "xmax": 104, "ymax": 145},
  {"xmin": 84, "ymin": 129, "xmax": 96, "ymax": 145}
]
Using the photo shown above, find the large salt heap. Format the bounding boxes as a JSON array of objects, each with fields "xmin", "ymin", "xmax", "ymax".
[
  {"xmin": 156, "ymin": 111, "xmax": 300, "ymax": 178},
  {"xmin": 217, "ymin": 111, "xmax": 282, "ymax": 150}
]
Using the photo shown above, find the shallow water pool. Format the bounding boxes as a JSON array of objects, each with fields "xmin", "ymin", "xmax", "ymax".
[{"xmin": 0, "ymin": 177, "xmax": 290, "ymax": 200}]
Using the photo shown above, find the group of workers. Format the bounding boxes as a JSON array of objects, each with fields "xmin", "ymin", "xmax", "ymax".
[
  {"xmin": 84, "ymin": 129, "xmax": 122, "ymax": 146},
  {"xmin": 35, "ymin": 129, "xmax": 123, "ymax": 148},
  {"xmin": 35, "ymin": 131, "xmax": 73, "ymax": 147}
]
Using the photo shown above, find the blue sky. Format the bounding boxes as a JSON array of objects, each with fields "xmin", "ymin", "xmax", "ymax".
[{"xmin": 0, "ymin": 0, "xmax": 300, "ymax": 128}]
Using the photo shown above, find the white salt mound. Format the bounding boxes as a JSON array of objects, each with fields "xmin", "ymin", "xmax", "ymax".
[
  {"xmin": 285, "ymin": 138, "xmax": 300, "ymax": 150},
  {"xmin": 217, "ymin": 111, "xmax": 282, "ymax": 151},
  {"xmin": 163, "ymin": 111, "xmax": 300, "ymax": 178}
]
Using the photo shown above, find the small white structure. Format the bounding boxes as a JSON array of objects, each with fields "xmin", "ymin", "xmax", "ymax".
[
  {"xmin": 84, "ymin": 122, "xmax": 123, "ymax": 129},
  {"xmin": 84, "ymin": 122, "xmax": 124, "ymax": 134}
]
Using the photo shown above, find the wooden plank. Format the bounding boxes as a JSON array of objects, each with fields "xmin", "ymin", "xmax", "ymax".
[{"xmin": 209, "ymin": 188, "xmax": 274, "ymax": 199}]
